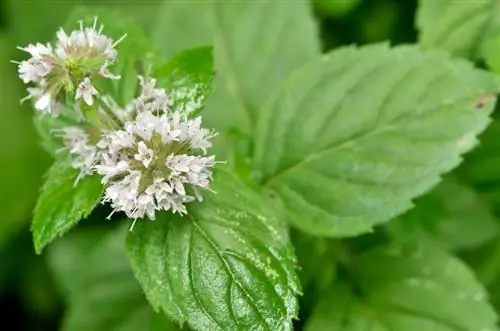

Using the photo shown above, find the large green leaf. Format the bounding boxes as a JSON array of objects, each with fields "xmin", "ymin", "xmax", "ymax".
[
  {"xmin": 154, "ymin": 46, "xmax": 214, "ymax": 116},
  {"xmin": 153, "ymin": 0, "xmax": 320, "ymax": 133},
  {"xmin": 126, "ymin": 170, "xmax": 300, "ymax": 331},
  {"xmin": 253, "ymin": 44, "xmax": 499, "ymax": 237},
  {"xmin": 31, "ymin": 155, "xmax": 103, "ymax": 254},
  {"xmin": 387, "ymin": 177, "xmax": 499, "ymax": 250},
  {"xmin": 417, "ymin": 0, "xmax": 500, "ymax": 59},
  {"xmin": 305, "ymin": 242, "xmax": 498, "ymax": 331},
  {"xmin": 47, "ymin": 226, "xmax": 180, "ymax": 331}
]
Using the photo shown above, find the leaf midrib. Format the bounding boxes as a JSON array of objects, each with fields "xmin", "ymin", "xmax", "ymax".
[
  {"xmin": 190, "ymin": 218, "xmax": 273, "ymax": 330},
  {"xmin": 263, "ymin": 93, "xmax": 485, "ymax": 186}
]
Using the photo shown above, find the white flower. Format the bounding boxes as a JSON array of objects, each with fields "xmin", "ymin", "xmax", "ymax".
[
  {"xmin": 75, "ymin": 77, "xmax": 98, "ymax": 106},
  {"xmin": 95, "ymin": 108, "xmax": 216, "ymax": 221},
  {"xmin": 135, "ymin": 141, "xmax": 154, "ymax": 168},
  {"xmin": 131, "ymin": 77, "xmax": 172, "ymax": 115},
  {"xmin": 55, "ymin": 18, "xmax": 126, "ymax": 75},
  {"xmin": 22, "ymin": 87, "xmax": 62, "ymax": 116},
  {"xmin": 56, "ymin": 126, "xmax": 99, "ymax": 184},
  {"xmin": 14, "ymin": 17, "xmax": 125, "ymax": 116},
  {"xmin": 14, "ymin": 43, "xmax": 53, "ymax": 84}
]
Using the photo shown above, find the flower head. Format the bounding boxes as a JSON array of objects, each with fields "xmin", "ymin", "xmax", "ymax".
[
  {"xmin": 118, "ymin": 76, "xmax": 173, "ymax": 121},
  {"xmin": 16, "ymin": 43, "xmax": 53, "ymax": 84},
  {"xmin": 56, "ymin": 126, "xmax": 100, "ymax": 184},
  {"xmin": 95, "ymin": 109, "xmax": 216, "ymax": 220},
  {"xmin": 75, "ymin": 77, "xmax": 98, "ymax": 106},
  {"xmin": 14, "ymin": 17, "xmax": 125, "ymax": 115},
  {"xmin": 55, "ymin": 18, "xmax": 126, "ymax": 77}
]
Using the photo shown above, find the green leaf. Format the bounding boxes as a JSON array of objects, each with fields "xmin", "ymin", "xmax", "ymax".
[
  {"xmin": 387, "ymin": 177, "xmax": 499, "ymax": 251},
  {"xmin": 48, "ymin": 226, "xmax": 180, "ymax": 331},
  {"xmin": 64, "ymin": 7, "xmax": 161, "ymax": 106},
  {"xmin": 253, "ymin": 44, "xmax": 499, "ymax": 237},
  {"xmin": 126, "ymin": 170, "xmax": 300, "ymax": 331},
  {"xmin": 154, "ymin": 46, "xmax": 214, "ymax": 116},
  {"xmin": 305, "ymin": 242, "xmax": 498, "ymax": 331},
  {"xmin": 153, "ymin": 0, "xmax": 320, "ymax": 133},
  {"xmin": 31, "ymin": 155, "xmax": 103, "ymax": 254},
  {"xmin": 417, "ymin": 0, "xmax": 500, "ymax": 59}
]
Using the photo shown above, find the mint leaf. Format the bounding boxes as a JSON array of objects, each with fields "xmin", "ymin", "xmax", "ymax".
[
  {"xmin": 126, "ymin": 170, "xmax": 300, "ymax": 330},
  {"xmin": 31, "ymin": 156, "xmax": 103, "ymax": 254},
  {"xmin": 47, "ymin": 227, "xmax": 180, "ymax": 331},
  {"xmin": 153, "ymin": 0, "xmax": 320, "ymax": 133},
  {"xmin": 253, "ymin": 44, "xmax": 499, "ymax": 237},
  {"xmin": 417, "ymin": 0, "xmax": 500, "ymax": 59},
  {"xmin": 154, "ymin": 46, "xmax": 214, "ymax": 116},
  {"xmin": 64, "ymin": 7, "xmax": 161, "ymax": 106},
  {"xmin": 305, "ymin": 242, "xmax": 498, "ymax": 331},
  {"xmin": 387, "ymin": 177, "xmax": 499, "ymax": 250}
]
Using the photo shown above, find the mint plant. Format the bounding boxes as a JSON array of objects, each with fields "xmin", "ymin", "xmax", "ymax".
[{"xmin": 10, "ymin": 2, "xmax": 500, "ymax": 330}]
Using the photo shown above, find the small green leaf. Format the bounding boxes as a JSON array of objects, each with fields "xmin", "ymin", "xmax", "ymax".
[
  {"xmin": 31, "ymin": 156, "xmax": 103, "ymax": 254},
  {"xmin": 48, "ymin": 226, "xmax": 180, "ymax": 331},
  {"xmin": 126, "ymin": 170, "xmax": 300, "ymax": 331},
  {"xmin": 253, "ymin": 44, "xmax": 499, "ymax": 237},
  {"xmin": 64, "ymin": 7, "xmax": 161, "ymax": 106},
  {"xmin": 387, "ymin": 177, "xmax": 499, "ymax": 250},
  {"xmin": 153, "ymin": 0, "xmax": 320, "ymax": 133},
  {"xmin": 417, "ymin": 0, "xmax": 500, "ymax": 59},
  {"xmin": 305, "ymin": 242, "xmax": 498, "ymax": 331},
  {"xmin": 154, "ymin": 46, "xmax": 214, "ymax": 116}
]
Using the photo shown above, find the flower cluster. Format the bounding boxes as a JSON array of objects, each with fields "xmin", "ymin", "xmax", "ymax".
[
  {"xmin": 16, "ymin": 18, "xmax": 218, "ymax": 226},
  {"xmin": 96, "ymin": 110, "xmax": 216, "ymax": 219},
  {"xmin": 60, "ymin": 77, "xmax": 217, "ymax": 222},
  {"xmin": 14, "ymin": 18, "xmax": 125, "ymax": 115}
]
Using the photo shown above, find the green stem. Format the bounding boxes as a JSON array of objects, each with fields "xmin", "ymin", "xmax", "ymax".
[{"xmin": 97, "ymin": 98, "xmax": 123, "ymax": 129}]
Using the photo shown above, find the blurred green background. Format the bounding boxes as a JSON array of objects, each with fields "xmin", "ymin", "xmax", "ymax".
[{"xmin": 0, "ymin": 0, "xmax": 419, "ymax": 330}]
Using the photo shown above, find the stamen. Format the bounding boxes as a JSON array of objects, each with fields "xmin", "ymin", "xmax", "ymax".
[{"xmin": 112, "ymin": 33, "xmax": 128, "ymax": 48}]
